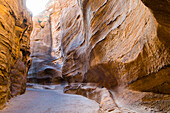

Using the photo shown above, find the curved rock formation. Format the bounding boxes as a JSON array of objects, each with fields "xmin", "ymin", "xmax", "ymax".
[
  {"xmin": 27, "ymin": 4, "xmax": 63, "ymax": 84},
  {"xmin": 0, "ymin": 0, "xmax": 32, "ymax": 109},
  {"xmin": 59, "ymin": 0, "xmax": 169, "ymax": 112},
  {"xmin": 28, "ymin": 0, "xmax": 169, "ymax": 112},
  {"xmin": 61, "ymin": 0, "xmax": 169, "ymax": 90}
]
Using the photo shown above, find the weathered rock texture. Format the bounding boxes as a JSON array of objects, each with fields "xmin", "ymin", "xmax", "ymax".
[
  {"xmin": 28, "ymin": 0, "xmax": 80, "ymax": 84},
  {"xmin": 59, "ymin": 0, "xmax": 170, "ymax": 112},
  {"xmin": 27, "ymin": 4, "xmax": 63, "ymax": 84},
  {"xmin": 29, "ymin": 0, "xmax": 170, "ymax": 112},
  {"xmin": 0, "ymin": 0, "xmax": 32, "ymax": 109},
  {"xmin": 60, "ymin": 0, "xmax": 170, "ymax": 90},
  {"xmin": 64, "ymin": 83, "xmax": 136, "ymax": 113}
]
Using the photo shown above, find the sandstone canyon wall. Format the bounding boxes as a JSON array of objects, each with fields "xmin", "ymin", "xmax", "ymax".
[
  {"xmin": 60, "ymin": 0, "xmax": 169, "ymax": 91},
  {"xmin": 27, "ymin": 4, "xmax": 62, "ymax": 84},
  {"xmin": 60, "ymin": 0, "xmax": 170, "ymax": 112},
  {"xmin": 28, "ymin": 0, "xmax": 78, "ymax": 84},
  {"xmin": 0, "ymin": 0, "xmax": 32, "ymax": 109},
  {"xmin": 29, "ymin": 0, "xmax": 169, "ymax": 112}
]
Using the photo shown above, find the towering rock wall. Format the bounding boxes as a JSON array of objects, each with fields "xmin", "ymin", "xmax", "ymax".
[
  {"xmin": 0, "ymin": 0, "xmax": 32, "ymax": 109},
  {"xmin": 60, "ymin": 0, "xmax": 169, "ymax": 92},
  {"xmin": 27, "ymin": 4, "xmax": 61, "ymax": 84},
  {"xmin": 29, "ymin": 0, "xmax": 169, "ymax": 112},
  {"xmin": 59, "ymin": 0, "xmax": 170, "ymax": 112},
  {"xmin": 28, "ymin": 0, "xmax": 77, "ymax": 84}
]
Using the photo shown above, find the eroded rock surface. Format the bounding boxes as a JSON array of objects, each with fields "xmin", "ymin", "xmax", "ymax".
[
  {"xmin": 28, "ymin": 0, "xmax": 169, "ymax": 112},
  {"xmin": 27, "ymin": 3, "xmax": 64, "ymax": 84},
  {"xmin": 60, "ymin": 0, "xmax": 169, "ymax": 90},
  {"xmin": 58, "ymin": 0, "xmax": 170, "ymax": 112},
  {"xmin": 64, "ymin": 83, "xmax": 137, "ymax": 113},
  {"xmin": 0, "ymin": 0, "xmax": 32, "ymax": 109}
]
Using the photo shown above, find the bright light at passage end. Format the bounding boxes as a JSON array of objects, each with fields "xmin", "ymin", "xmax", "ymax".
[{"xmin": 26, "ymin": 0, "xmax": 50, "ymax": 16}]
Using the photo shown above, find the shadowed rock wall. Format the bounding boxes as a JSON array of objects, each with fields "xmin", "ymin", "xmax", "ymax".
[
  {"xmin": 27, "ymin": 2, "xmax": 63, "ymax": 84},
  {"xmin": 28, "ymin": 0, "xmax": 79, "ymax": 84},
  {"xmin": 0, "ymin": 0, "xmax": 32, "ymax": 109}
]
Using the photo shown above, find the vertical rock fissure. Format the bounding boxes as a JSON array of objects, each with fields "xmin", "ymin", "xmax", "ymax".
[{"xmin": 48, "ymin": 14, "xmax": 53, "ymax": 57}]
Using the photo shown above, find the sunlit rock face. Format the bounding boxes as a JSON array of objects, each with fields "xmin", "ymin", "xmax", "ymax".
[
  {"xmin": 58, "ymin": 0, "xmax": 169, "ymax": 112},
  {"xmin": 0, "ymin": 0, "xmax": 32, "ymax": 109}
]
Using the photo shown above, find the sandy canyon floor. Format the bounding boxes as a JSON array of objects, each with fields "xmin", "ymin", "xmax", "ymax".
[{"xmin": 1, "ymin": 85, "xmax": 99, "ymax": 113}]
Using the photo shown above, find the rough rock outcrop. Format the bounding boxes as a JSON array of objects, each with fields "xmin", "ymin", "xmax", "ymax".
[
  {"xmin": 64, "ymin": 83, "xmax": 136, "ymax": 113},
  {"xmin": 0, "ymin": 0, "xmax": 32, "ymax": 109}
]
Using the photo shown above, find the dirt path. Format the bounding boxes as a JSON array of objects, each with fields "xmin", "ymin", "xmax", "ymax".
[{"xmin": 1, "ymin": 87, "xmax": 99, "ymax": 113}]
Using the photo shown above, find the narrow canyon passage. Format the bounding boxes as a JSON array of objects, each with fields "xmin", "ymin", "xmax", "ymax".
[
  {"xmin": 0, "ymin": 0, "xmax": 169, "ymax": 113},
  {"xmin": 1, "ymin": 86, "xmax": 99, "ymax": 113}
]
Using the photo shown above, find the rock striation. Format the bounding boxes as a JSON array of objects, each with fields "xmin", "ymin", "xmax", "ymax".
[
  {"xmin": 59, "ymin": 0, "xmax": 170, "ymax": 112},
  {"xmin": 60, "ymin": 0, "xmax": 169, "ymax": 91},
  {"xmin": 27, "ymin": 3, "xmax": 63, "ymax": 84},
  {"xmin": 29, "ymin": 0, "xmax": 170, "ymax": 112},
  {"xmin": 28, "ymin": 0, "xmax": 79, "ymax": 84},
  {"xmin": 0, "ymin": 0, "xmax": 32, "ymax": 109}
]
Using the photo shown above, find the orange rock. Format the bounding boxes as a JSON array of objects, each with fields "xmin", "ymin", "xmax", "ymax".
[
  {"xmin": 0, "ymin": 0, "xmax": 32, "ymax": 109},
  {"xmin": 28, "ymin": 0, "xmax": 169, "ymax": 112},
  {"xmin": 59, "ymin": 0, "xmax": 169, "ymax": 112}
]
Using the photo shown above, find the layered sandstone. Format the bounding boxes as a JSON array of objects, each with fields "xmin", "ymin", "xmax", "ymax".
[
  {"xmin": 27, "ymin": 2, "xmax": 63, "ymax": 84},
  {"xmin": 28, "ymin": 0, "xmax": 169, "ymax": 112},
  {"xmin": 0, "ymin": 0, "xmax": 32, "ymax": 109},
  {"xmin": 28, "ymin": 0, "xmax": 81, "ymax": 84},
  {"xmin": 61, "ymin": 0, "xmax": 169, "ymax": 90},
  {"xmin": 59, "ymin": 0, "xmax": 169, "ymax": 112}
]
